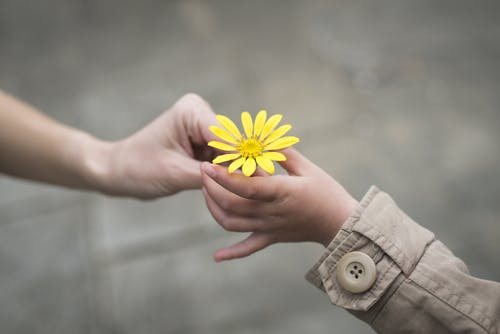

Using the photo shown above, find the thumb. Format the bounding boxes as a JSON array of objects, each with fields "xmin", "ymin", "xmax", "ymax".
[
  {"xmin": 170, "ymin": 153, "xmax": 203, "ymax": 191},
  {"xmin": 278, "ymin": 147, "xmax": 316, "ymax": 176},
  {"xmin": 175, "ymin": 93, "xmax": 218, "ymax": 146}
]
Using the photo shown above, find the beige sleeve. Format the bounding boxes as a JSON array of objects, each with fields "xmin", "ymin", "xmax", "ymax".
[{"xmin": 306, "ymin": 186, "xmax": 500, "ymax": 334}]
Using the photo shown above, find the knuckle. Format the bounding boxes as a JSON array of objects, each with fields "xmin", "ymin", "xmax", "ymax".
[
  {"xmin": 245, "ymin": 185, "xmax": 258, "ymax": 199},
  {"xmin": 210, "ymin": 207, "xmax": 224, "ymax": 223},
  {"xmin": 271, "ymin": 182, "xmax": 294, "ymax": 205},
  {"xmin": 208, "ymin": 201, "xmax": 227, "ymax": 220},
  {"xmin": 297, "ymin": 179, "xmax": 309, "ymax": 193},
  {"xmin": 252, "ymin": 219, "xmax": 266, "ymax": 232},
  {"xmin": 263, "ymin": 175, "xmax": 282, "ymax": 202},
  {"xmin": 265, "ymin": 233, "xmax": 278, "ymax": 245},
  {"xmin": 267, "ymin": 183, "xmax": 280, "ymax": 201},
  {"xmin": 213, "ymin": 210, "xmax": 230, "ymax": 230},
  {"xmin": 223, "ymin": 220, "xmax": 238, "ymax": 231},
  {"xmin": 220, "ymin": 220, "xmax": 231, "ymax": 231},
  {"xmin": 176, "ymin": 93, "xmax": 208, "ymax": 110},
  {"xmin": 218, "ymin": 197, "xmax": 232, "ymax": 211},
  {"xmin": 220, "ymin": 218, "xmax": 238, "ymax": 232}
]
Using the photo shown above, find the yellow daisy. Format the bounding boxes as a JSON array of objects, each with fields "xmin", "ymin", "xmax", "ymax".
[{"xmin": 208, "ymin": 110, "xmax": 300, "ymax": 176}]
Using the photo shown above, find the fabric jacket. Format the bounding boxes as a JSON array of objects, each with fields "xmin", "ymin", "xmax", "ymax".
[{"xmin": 306, "ymin": 186, "xmax": 500, "ymax": 333}]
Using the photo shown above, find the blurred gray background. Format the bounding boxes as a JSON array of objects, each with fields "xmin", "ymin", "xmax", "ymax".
[{"xmin": 1, "ymin": 0, "xmax": 500, "ymax": 333}]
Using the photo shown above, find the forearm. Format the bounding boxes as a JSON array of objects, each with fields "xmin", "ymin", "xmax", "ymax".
[
  {"xmin": 306, "ymin": 187, "xmax": 500, "ymax": 333},
  {"xmin": 0, "ymin": 90, "xmax": 110, "ymax": 191}
]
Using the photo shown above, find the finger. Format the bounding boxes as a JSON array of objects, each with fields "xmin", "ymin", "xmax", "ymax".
[
  {"xmin": 202, "ymin": 169, "xmax": 265, "ymax": 216},
  {"xmin": 201, "ymin": 162, "xmax": 281, "ymax": 201},
  {"xmin": 213, "ymin": 232, "xmax": 272, "ymax": 262},
  {"xmin": 167, "ymin": 153, "xmax": 203, "ymax": 190},
  {"xmin": 202, "ymin": 188, "xmax": 263, "ymax": 232},
  {"xmin": 172, "ymin": 93, "xmax": 219, "ymax": 145},
  {"xmin": 254, "ymin": 167, "xmax": 269, "ymax": 177},
  {"xmin": 227, "ymin": 167, "xmax": 267, "ymax": 177},
  {"xmin": 278, "ymin": 147, "xmax": 316, "ymax": 176}
]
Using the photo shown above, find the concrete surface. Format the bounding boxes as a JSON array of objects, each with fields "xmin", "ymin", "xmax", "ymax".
[{"xmin": 1, "ymin": 0, "xmax": 499, "ymax": 333}]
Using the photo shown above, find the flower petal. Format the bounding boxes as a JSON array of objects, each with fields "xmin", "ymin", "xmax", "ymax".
[
  {"xmin": 253, "ymin": 110, "xmax": 267, "ymax": 138},
  {"xmin": 259, "ymin": 114, "xmax": 282, "ymax": 141},
  {"xmin": 213, "ymin": 153, "xmax": 241, "ymax": 164},
  {"xmin": 256, "ymin": 156, "xmax": 275, "ymax": 174},
  {"xmin": 263, "ymin": 124, "xmax": 292, "ymax": 145},
  {"xmin": 209, "ymin": 126, "xmax": 240, "ymax": 145},
  {"xmin": 242, "ymin": 157, "xmax": 256, "ymax": 176},
  {"xmin": 241, "ymin": 111, "xmax": 253, "ymax": 139},
  {"xmin": 228, "ymin": 156, "xmax": 246, "ymax": 173},
  {"xmin": 208, "ymin": 141, "xmax": 238, "ymax": 151},
  {"xmin": 216, "ymin": 115, "xmax": 242, "ymax": 139},
  {"xmin": 264, "ymin": 136, "xmax": 300, "ymax": 150},
  {"xmin": 262, "ymin": 151, "xmax": 286, "ymax": 161}
]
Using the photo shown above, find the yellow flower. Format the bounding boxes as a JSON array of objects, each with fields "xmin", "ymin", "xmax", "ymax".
[{"xmin": 208, "ymin": 110, "xmax": 300, "ymax": 176}]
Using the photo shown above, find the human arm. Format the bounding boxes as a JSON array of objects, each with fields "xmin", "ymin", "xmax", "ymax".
[
  {"xmin": 200, "ymin": 148, "xmax": 500, "ymax": 333},
  {"xmin": 0, "ymin": 91, "xmax": 217, "ymax": 198}
]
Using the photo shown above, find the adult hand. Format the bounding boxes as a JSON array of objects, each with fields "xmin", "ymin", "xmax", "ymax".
[{"xmin": 90, "ymin": 93, "xmax": 218, "ymax": 198}]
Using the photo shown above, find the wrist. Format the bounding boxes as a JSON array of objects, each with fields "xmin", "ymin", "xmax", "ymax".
[
  {"xmin": 317, "ymin": 189, "xmax": 358, "ymax": 247},
  {"xmin": 71, "ymin": 131, "xmax": 114, "ymax": 193}
]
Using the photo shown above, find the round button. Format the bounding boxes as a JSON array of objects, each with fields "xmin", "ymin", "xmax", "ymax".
[{"xmin": 335, "ymin": 251, "xmax": 377, "ymax": 293}]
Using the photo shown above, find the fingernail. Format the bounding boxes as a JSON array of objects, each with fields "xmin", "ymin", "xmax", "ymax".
[{"xmin": 203, "ymin": 162, "xmax": 216, "ymax": 178}]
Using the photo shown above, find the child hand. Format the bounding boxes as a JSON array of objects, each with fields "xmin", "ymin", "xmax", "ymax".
[{"xmin": 201, "ymin": 148, "xmax": 358, "ymax": 262}]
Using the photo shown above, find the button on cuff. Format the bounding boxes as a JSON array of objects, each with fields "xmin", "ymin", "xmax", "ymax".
[
  {"xmin": 315, "ymin": 233, "xmax": 402, "ymax": 311},
  {"xmin": 336, "ymin": 251, "xmax": 377, "ymax": 293},
  {"xmin": 306, "ymin": 187, "xmax": 408, "ymax": 311}
]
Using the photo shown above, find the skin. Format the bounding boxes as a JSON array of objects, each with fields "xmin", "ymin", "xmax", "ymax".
[
  {"xmin": 200, "ymin": 148, "xmax": 359, "ymax": 262},
  {"xmin": 0, "ymin": 91, "xmax": 217, "ymax": 199},
  {"xmin": 0, "ymin": 89, "xmax": 356, "ymax": 260}
]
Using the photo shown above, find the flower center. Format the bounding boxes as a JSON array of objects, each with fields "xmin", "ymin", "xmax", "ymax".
[{"xmin": 238, "ymin": 138, "xmax": 263, "ymax": 158}]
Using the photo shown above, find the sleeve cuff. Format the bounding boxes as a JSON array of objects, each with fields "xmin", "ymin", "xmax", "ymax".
[{"xmin": 305, "ymin": 186, "xmax": 435, "ymax": 311}]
